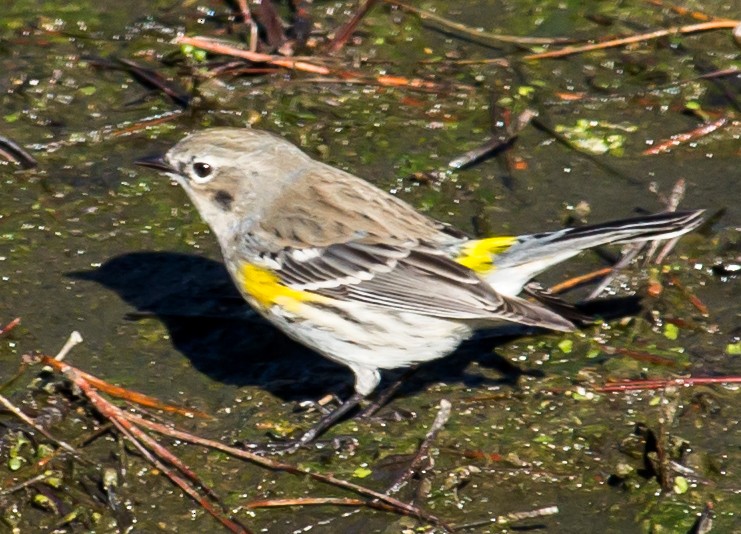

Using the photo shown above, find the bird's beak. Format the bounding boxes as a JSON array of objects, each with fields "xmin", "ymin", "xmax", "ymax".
[{"xmin": 134, "ymin": 154, "xmax": 178, "ymax": 174}]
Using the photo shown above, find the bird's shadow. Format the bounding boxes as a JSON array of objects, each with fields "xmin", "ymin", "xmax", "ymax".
[{"xmin": 69, "ymin": 251, "xmax": 643, "ymax": 404}]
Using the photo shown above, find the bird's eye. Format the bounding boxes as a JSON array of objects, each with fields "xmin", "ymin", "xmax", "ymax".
[{"xmin": 192, "ymin": 162, "xmax": 213, "ymax": 181}]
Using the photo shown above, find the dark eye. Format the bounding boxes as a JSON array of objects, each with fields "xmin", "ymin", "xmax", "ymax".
[{"xmin": 193, "ymin": 162, "xmax": 212, "ymax": 179}]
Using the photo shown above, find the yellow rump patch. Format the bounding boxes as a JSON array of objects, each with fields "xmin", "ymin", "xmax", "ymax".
[
  {"xmin": 455, "ymin": 236, "xmax": 517, "ymax": 273},
  {"xmin": 239, "ymin": 263, "xmax": 326, "ymax": 312}
]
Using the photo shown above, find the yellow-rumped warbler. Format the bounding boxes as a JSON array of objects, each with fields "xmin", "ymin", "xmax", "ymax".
[{"xmin": 136, "ymin": 128, "xmax": 704, "ymax": 448}]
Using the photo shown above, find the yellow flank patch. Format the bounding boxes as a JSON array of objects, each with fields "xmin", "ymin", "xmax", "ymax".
[
  {"xmin": 239, "ymin": 263, "xmax": 325, "ymax": 312},
  {"xmin": 455, "ymin": 236, "xmax": 517, "ymax": 273}
]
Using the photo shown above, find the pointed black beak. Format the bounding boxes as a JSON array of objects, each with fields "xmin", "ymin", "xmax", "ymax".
[{"xmin": 134, "ymin": 154, "xmax": 178, "ymax": 174}]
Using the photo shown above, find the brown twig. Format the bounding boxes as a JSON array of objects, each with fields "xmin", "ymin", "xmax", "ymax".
[
  {"xmin": 0, "ymin": 138, "xmax": 37, "ymax": 169},
  {"xmin": 548, "ymin": 267, "xmax": 613, "ymax": 295},
  {"xmin": 0, "ymin": 317, "xmax": 21, "ymax": 336},
  {"xmin": 449, "ymin": 109, "xmax": 538, "ymax": 169},
  {"xmin": 593, "ymin": 376, "xmax": 741, "ymax": 392},
  {"xmin": 386, "ymin": 399, "xmax": 451, "ymax": 495},
  {"xmin": 293, "ymin": 74, "xmax": 468, "ymax": 93},
  {"xmin": 179, "ymin": 36, "xmax": 465, "ymax": 93},
  {"xmin": 44, "ymin": 358, "xmax": 445, "ymax": 525},
  {"xmin": 42, "ymin": 355, "xmax": 208, "ymax": 418},
  {"xmin": 327, "ymin": 0, "xmax": 380, "ymax": 53},
  {"xmin": 386, "ymin": 1, "xmax": 573, "ymax": 45},
  {"xmin": 667, "ymin": 275, "xmax": 710, "ymax": 316},
  {"xmin": 45, "ymin": 357, "xmax": 249, "ymax": 533},
  {"xmin": 175, "ymin": 35, "xmax": 331, "ymax": 74},
  {"xmin": 244, "ymin": 496, "xmax": 400, "ymax": 514},
  {"xmin": 235, "ymin": 0, "xmax": 259, "ymax": 52},
  {"xmin": 599, "ymin": 345, "xmax": 680, "ymax": 367},
  {"xmin": 454, "ymin": 505, "xmax": 559, "ymax": 530},
  {"xmin": 0, "ymin": 394, "xmax": 89, "ymax": 465},
  {"xmin": 118, "ymin": 408, "xmax": 446, "ymax": 526},
  {"xmin": 642, "ymin": 116, "xmax": 731, "ymax": 155},
  {"xmin": 645, "ymin": 0, "xmax": 736, "ymax": 23},
  {"xmin": 525, "ymin": 20, "xmax": 739, "ymax": 60}
]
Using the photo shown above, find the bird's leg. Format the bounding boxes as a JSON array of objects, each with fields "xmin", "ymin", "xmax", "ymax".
[
  {"xmin": 292, "ymin": 391, "xmax": 365, "ymax": 447},
  {"xmin": 249, "ymin": 391, "xmax": 366, "ymax": 454},
  {"xmin": 358, "ymin": 366, "xmax": 419, "ymax": 419}
]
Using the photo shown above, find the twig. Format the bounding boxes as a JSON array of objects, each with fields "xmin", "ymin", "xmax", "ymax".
[
  {"xmin": 235, "ymin": 0, "xmax": 259, "ymax": 52},
  {"xmin": 289, "ymin": 400, "xmax": 454, "ymax": 533},
  {"xmin": 35, "ymin": 354, "xmax": 446, "ymax": 528},
  {"xmin": 0, "ymin": 138, "xmax": 37, "ymax": 169},
  {"xmin": 0, "ymin": 472, "xmax": 56, "ymax": 496},
  {"xmin": 327, "ymin": 0, "xmax": 380, "ymax": 53},
  {"xmin": 548, "ymin": 267, "xmax": 613, "ymax": 295},
  {"xmin": 292, "ymin": 74, "xmax": 468, "ymax": 93},
  {"xmin": 386, "ymin": 399, "xmax": 451, "ymax": 495},
  {"xmin": 244, "ymin": 496, "xmax": 400, "ymax": 515},
  {"xmin": 592, "ymin": 376, "xmax": 741, "ymax": 392},
  {"xmin": 642, "ymin": 116, "xmax": 731, "ymax": 155},
  {"xmin": 42, "ymin": 356, "xmax": 209, "ymax": 418},
  {"xmin": 386, "ymin": 1, "xmax": 572, "ymax": 45},
  {"xmin": 175, "ymin": 35, "xmax": 331, "ymax": 74},
  {"xmin": 48, "ymin": 358, "xmax": 249, "ymax": 533},
  {"xmin": 0, "ymin": 394, "xmax": 88, "ymax": 464},
  {"xmin": 449, "ymin": 109, "xmax": 537, "ymax": 169},
  {"xmin": 454, "ymin": 505, "xmax": 559, "ymax": 530},
  {"xmin": 53, "ymin": 331, "xmax": 83, "ymax": 361},
  {"xmin": 667, "ymin": 275, "xmax": 709, "ymax": 316},
  {"xmin": 599, "ymin": 344, "xmax": 679, "ymax": 367},
  {"xmin": 0, "ymin": 317, "xmax": 21, "ymax": 336},
  {"xmin": 645, "ymin": 0, "xmax": 736, "ymax": 23},
  {"xmin": 118, "ymin": 408, "xmax": 445, "ymax": 526},
  {"xmin": 585, "ymin": 244, "xmax": 643, "ymax": 300},
  {"xmin": 525, "ymin": 20, "xmax": 739, "ymax": 60},
  {"xmin": 97, "ymin": 57, "xmax": 191, "ymax": 108}
]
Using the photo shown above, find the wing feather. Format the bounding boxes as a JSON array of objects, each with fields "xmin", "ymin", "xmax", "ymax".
[{"xmin": 263, "ymin": 240, "xmax": 573, "ymax": 331}]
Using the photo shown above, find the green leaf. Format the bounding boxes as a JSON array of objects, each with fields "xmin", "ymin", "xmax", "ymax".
[
  {"xmin": 352, "ymin": 466, "xmax": 372, "ymax": 479},
  {"xmin": 663, "ymin": 323, "xmax": 679, "ymax": 340},
  {"xmin": 557, "ymin": 339, "xmax": 573, "ymax": 354}
]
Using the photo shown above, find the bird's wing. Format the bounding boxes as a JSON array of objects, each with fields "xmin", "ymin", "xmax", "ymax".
[
  {"xmin": 237, "ymin": 165, "xmax": 573, "ymax": 331},
  {"xmin": 243, "ymin": 236, "xmax": 573, "ymax": 331},
  {"xmin": 253, "ymin": 165, "xmax": 456, "ymax": 249}
]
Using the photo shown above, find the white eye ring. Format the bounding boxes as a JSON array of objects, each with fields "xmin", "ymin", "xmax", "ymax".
[{"xmin": 192, "ymin": 161, "xmax": 214, "ymax": 183}]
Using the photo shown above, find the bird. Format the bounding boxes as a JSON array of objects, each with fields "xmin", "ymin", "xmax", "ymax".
[{"xmin": 135, "ymin": 127, "xmax": 704, "ymax": 450}]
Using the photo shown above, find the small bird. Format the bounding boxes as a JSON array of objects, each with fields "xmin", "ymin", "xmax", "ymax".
[{"xmin": 136, "ymin": 127, "xmax": 704, "ymax": 449}]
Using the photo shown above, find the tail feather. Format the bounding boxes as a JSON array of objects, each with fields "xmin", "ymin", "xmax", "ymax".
[
  {"xmin": 484, "ymin": 209, "xmax": 704, "ymax": 296},
  {"xmin": 542, "ymin": 210, "xmax": 705, "ymax": 247}
]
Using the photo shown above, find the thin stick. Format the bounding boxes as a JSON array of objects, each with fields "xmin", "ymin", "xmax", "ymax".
[
  {"xmin": 0, "ymin": 318, "xmax": 21, "ymax": 336},
  {"xmin": 36, "ymin": 355, "xmax": 446, "ymax": 527},
  {"xmin": 593, "ymin": 376, "xmax": 741, "ymax": 392},
  {"xmin": 0, "ymin": 394, "xmax": 87, "ymax": 464},
  {"xmin": 0, "ymin": 472, "xmax": 55, "ymax": 496},
  {"xmin": 42, "ymin": 356, "xmax": 209, "ymax": 418},
  {"xmin": 244, "ymin": 496, "xmax": 400, "ymax": 514},
  {"xmin": 327, "ymin": 0, "xmax": 380, "ymax": 53},
  {"xmin": 525, "ymin": 20, "xmax": 739, "ymax": 60},
  {"xmin": 386, "ymin": 1, "xmax": 572, "ymax": 45},
  {"xmin": 175, "ymin": 36, "xmax": 331, "ymax": 75},
  {"xmin": 54, "ymin": 331, "xmax": 83, "ymax": 361},
  {"xmin": 548, "ymin": 267, "xmax": 613, "ymax": 295},
  {"xmin": 55, "ymin": 362, "xmax": 249, "ymax": 533},
  {"xmin": 118, "ymin": 409, "xmax": 446, "ymax": 526},
  {"xmin": 386, "ymin": 399, "xmax": 451, "ymax": 495},
  {"xmin": 642, "ymin": 117, "xmax": 730, "ymax": 155}
]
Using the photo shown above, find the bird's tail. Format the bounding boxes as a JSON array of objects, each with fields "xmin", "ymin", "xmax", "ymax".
[{"xmin": 462, "ymin": 210, "xmax": 705, "ymax": 296}]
